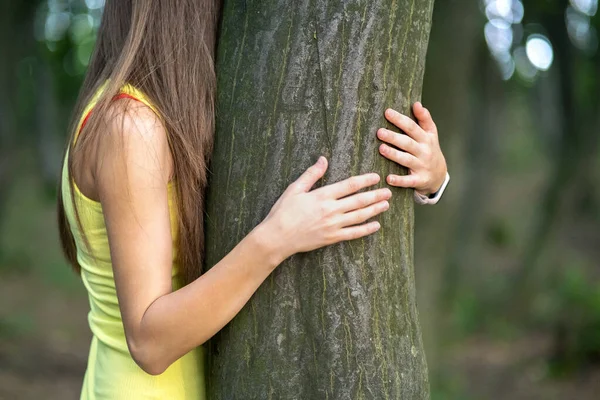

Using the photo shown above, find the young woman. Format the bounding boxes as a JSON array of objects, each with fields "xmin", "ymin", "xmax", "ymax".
[{"xmin": 57, "ymin": 1, "xmax": 448, "ymax": 399}]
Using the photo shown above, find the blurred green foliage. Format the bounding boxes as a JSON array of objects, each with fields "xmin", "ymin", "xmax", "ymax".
[{"xmin": 547, "ymin": 265, "xmax": 600, "ymax": 375}]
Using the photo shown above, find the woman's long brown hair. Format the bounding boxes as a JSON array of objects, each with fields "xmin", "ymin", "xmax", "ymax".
[{"xmin": 57, "ymin": 0, "xmax": 220, "ymax": 285}]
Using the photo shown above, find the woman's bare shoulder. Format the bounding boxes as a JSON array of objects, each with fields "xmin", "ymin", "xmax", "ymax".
[{"xmin": 95, "ymin": 98, "xmax": 174, "ymax": 192}]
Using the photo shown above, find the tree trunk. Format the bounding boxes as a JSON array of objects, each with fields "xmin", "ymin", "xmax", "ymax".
[{"xmin": 205, "ymin": 1, "xmax": 434, "ymax": 398}]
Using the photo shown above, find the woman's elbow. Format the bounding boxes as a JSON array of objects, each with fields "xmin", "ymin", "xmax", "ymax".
[
  {"xmin": 137, "ymin": 358, "xmax": 168, "ymax": 377},
  {"xmin": 127, "ymin": 337, "xmax": 169, "ymax": 376}
]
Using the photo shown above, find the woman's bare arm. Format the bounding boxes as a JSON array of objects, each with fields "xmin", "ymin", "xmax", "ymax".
[{"xmin": 94, "ymin": 101, "xmax": 391, "ymax": 375}]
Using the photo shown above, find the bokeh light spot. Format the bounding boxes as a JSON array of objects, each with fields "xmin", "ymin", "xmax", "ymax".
[
  {"xmin": 525, "ymin": 34, "xmax": 554, "ymax": 71},
  {"xmin": 85, "ymin": 0, "xmax": 105, "ymax": 10},
  {"xmin": 570, "ymin": 0, "xmax": 598, "ymax": 16}
]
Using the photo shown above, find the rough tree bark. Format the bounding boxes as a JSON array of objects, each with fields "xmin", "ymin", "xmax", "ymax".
[{"xmin": 205, "ymin": 1, "xmax": 435, "ymax": 398}]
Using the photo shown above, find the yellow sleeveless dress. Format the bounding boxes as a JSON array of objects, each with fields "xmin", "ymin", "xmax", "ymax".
[{"xmin": 61, "ymin": 84, "xmax": 206, "ymax": 399}]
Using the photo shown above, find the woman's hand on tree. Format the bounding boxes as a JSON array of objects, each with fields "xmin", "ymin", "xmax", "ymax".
[
  {"xmin": 377, "ymin": 102, "xmax": 447, "ymax": 196},
  {"xmin": 260, "ymin": 156, "xmax": 391, "ymax": 263}
]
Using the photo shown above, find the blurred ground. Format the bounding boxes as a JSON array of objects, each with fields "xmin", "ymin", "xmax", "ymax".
[
  {"xmin": 0, "ymin": 275, "xmax": 88, "ymax": 400},
  {"xmin": 0, "ymin": 165, "xmax": 89, "ymax": 400},
  {"xmin": 443, "ymin": 336, "xmax": 600, "ymax": 399}
]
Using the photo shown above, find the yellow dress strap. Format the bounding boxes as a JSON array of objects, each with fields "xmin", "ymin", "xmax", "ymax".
[{"xmin": 76, "ymin": 83, "xmax": 158, "ymax": 139}]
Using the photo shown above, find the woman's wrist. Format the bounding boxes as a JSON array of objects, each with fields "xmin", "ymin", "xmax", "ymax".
[
  {"xmin": 417, "ymin": 166, "xmax": 447, "ymax": 197},
  {"xmin": 249, "ymin": 221, "xmax": 289, "ymax": 271},
  {"xmin": 414, "ymin": 171, "xmax": 450, "ymax": 205}
]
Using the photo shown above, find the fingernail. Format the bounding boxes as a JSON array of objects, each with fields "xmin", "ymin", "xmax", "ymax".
[
  {"xmin": 317, "ymin": 156, "xmax": 325, "ymax": 165},
  {"xmin": 382, "ymin": 201, "xmax": 389, "ymax": 210},
  {"xmin": 388, "ymin": 175, "xmax": 395, "ymax": 184}
]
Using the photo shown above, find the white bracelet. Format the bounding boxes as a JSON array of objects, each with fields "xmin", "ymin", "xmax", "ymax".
[{"xmin": 413, "ymin": 172, "xmax": 450, "ymax": 205}]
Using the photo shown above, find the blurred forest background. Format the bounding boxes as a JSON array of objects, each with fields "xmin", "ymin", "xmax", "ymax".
[{"xmin": 0, "ymin": 0, "xmax": 599, "ymax": 399}]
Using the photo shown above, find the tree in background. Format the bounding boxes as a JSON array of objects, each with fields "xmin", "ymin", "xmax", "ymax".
[
  {"xmin": 0, "ymin": 1, "xmax": 41, "ymax": 228},
  {"xmin": 205, "ymin": 0, "xmax": 434, "ymax": 398}
]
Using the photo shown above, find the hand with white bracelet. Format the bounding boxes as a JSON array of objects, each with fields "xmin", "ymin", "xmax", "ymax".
[{"xmin": 376, "ymin": 102, "xmax": 449, "ymax": 205}]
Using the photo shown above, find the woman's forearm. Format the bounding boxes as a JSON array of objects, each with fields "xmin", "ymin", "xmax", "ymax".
[
  {"xmin": 112, "ymin": 157, "xmax": 390, "ymax": 376},
  {"xmin": 130, "ymin": 222, "xmax": 283, "ymax": 375}
]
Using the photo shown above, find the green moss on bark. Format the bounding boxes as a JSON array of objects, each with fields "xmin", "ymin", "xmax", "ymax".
[{"xmin": 205, "ymin": 1, "xmax": 435, "ymax": 398}]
